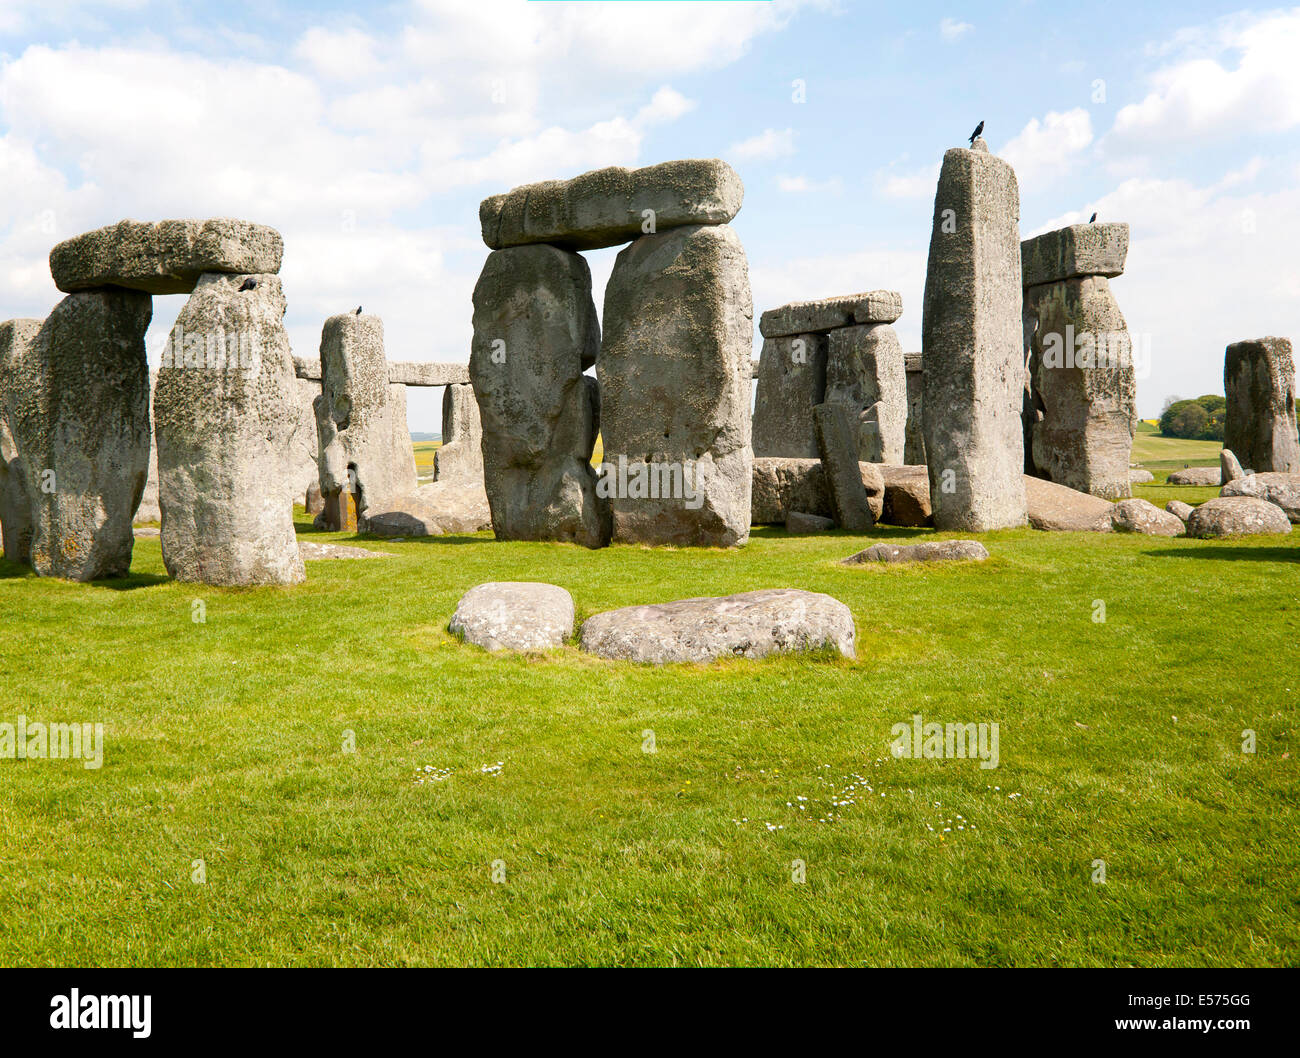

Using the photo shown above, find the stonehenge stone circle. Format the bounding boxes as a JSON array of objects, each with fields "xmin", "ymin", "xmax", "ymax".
[
  {"xmin": 752, "ymin": 332, "xmax": 828, "ymax": 458},
  {"xmin": 1224, "ymin": 337, "xmax": 1300, "ymax": 474},
  {"xmin": 50, "ymin": 218, "xmax": 283, "ymax": 295},
  {"xmin": 470, "ymin": 243, "xmax": 608, "ymax": 547},
  {"xmin": 314, "ymin": 312, "xmax": 417, "ymax": 528},
  {"xmin": 0, "ymin": 319, "xmax": 42, "ymax": 563},
  {"xmin": 579, "ymin": 588, "xmax": 855, "ymax": 663},
  {"xmin": 1022, "ymin": 223, "xmax": 1136, "ymax": 500},
  {"xmin": 599, "ymin": 223, "xmax": 753, "ymax": 547},
  {"xmin": 449, "ymin": 581, "xmax": 575, "ymax": 652},
  {"xmin": 10, "ymin": 290, "xmax": 152, "ymax": 580},
  {"xmin": 155, "ymin": 273, "xmax": 304, "ymax": 586},
  {"xmin": 433, "ymin": 383, "xmax": 484, "ymax": 484},
  {"xmin": 921, "ymin": 139, "xmax": 1027, "ymax": 531},
  {"xmin": 480, "ymin": 159, "xmax": 743, "ymax": 252}
]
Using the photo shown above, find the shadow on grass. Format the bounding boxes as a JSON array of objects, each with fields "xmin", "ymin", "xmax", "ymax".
[
  {"xmin": 750, "ymin": 524, "xmax": 934, "ymax": 540},
  {"xmin": 0, "ymin": 559, "xmax": 169, "ymax": 588},
  {"xmin": 1145, "ymin": 545, "xmax": 1299, "ymax": 563}
]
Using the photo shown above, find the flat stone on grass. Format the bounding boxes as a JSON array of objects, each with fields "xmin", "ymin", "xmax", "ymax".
[
  {"xmin": 1186, "ymin": 496, "xmax": 1291, "ymax": 538},
  {"xmin": 450, "ymin": 582, "xmax": 575, "ymax": 652},
  {"xmin": 842, "ymin": 540, "xmax": 989, "ymax": 564}
]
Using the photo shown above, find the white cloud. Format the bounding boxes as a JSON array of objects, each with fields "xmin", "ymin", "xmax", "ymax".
[
  {"xmin": 776, "ymin": 175, "xmax": 842, "ymax": 193},
  {"xmin": 939, "ymin": 18, "xmax": 973, "ymax": 43},
  {"xmin": 1110, "ymin": 11, "xmax": 1300, "ymax": 145},
  {"xmin": 874, "ymin": 161, "xmax": 939, "ymax": 199},
  {"xmin": 729, "ymin": 127, "xmax": 795, "ymax": 162},
  {"xmin": 293, "ymin": 27, "xmax": 384, "ymax": 82},
  {"xmin": 999, "ymin": 108, "xmax": 1094, "ymax": 189}
]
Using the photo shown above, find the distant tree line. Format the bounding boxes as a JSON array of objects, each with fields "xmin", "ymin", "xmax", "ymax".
[{"xmin": 1159, "ymin": 394, "xmax": 1225, "ymax": 441}]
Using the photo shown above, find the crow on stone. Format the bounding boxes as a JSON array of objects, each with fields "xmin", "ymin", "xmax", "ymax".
[
  {"xmin": 969, "ymin": 120, "xmax": 984, "ymax": 146},
  {"xmin": 1089, "ymin": 212, "xmax": 1097, "ymax": 223},
  {"xmin": 355, "ymin": 306, "xmax": 362, "ymax": 315},
  {"xmin": 238, "ymin": 278, "xmax": 257, "ymax": 292}
]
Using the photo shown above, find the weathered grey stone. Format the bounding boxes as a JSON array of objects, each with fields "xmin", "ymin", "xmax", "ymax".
[
  {"xmin": 1023, "ymin": 474, "xmax": 1114, "ymax": 532},
  {"xmin": 599, "ymin": 223, "xmax": 752, "ymax": 546},
  {"xmin": 8, "ymin": 293, "xmax": 151, "ymax": 579},
  {"xmin": 759, "ymin": 291, "xmax": 902, "ymax": 338},
  {"xmin": 288, "ymin": 375, "xmax": 322, "ymax": 499},
  {"xmin": 1129, "ymin": 468, "xmax": 1154, "ymax": 484},
  {"xmin": 1224, "ymin": 337, "xmax": 1300, "ymax": 474},
  {"xmin": 363, "ymin": 480, "xmax": 492, "ymax": 538},
  {"xmin": 879, "ymin": 464, "xmax": 933, "ymax": 526},
  {"xmin": 1110, "ymin": 498, "xmax": 1184, "ymax": 535},
  {"xmin": 0, "ymin": 319, "xmax": 42, "ymax": 562},
  {"xmin": 1166, "ymin": 500, "xmax": 1194, "ymax": 522},
  {"xmin": 752, "ymin": 333, "xmax": 827, "ymax": 458},
  {"xmin": 155, "ymin": 273, "xmax": 304, "ymax": 585},
  {"xmin": 50, "ymin": 218, "xmax": 283, "ymax": 295},
  {"xmin": 449, "ymin": 581, "xmax": 574, "ymax": 652},
  {"xmin": 471, "ymin": 244, "xmax": 607, "ymax": 547},
  {"xmin": 386, "ymin": 361, "xmax": 470, "ymax": 387},
  {"xmin": 843, "ymin": 539, "xmax": 989, "ymax": 564},
  {"xmin": 1168, "ymin": 466, "xmax": 1221, "ymax": 486},
  {"xmin": 1221, "ymin": 449, "xmax": 1245, "ymax": 483},
  {"xmin": 814, "ymin": 403, "xmax": 878, "ymax": 530},
  {"xmin": 1220, "ymin": 472, "xmax": 1300, "ymax": 522},
  {"xmin": 1023, "ymin": 275, "xmax": 1136, "ymax": 499},
  {"xmin": 922, "ymin": 145, "xmax": 1027, "ymax": 530},
  {"xmin": 579, "ymin": 588, "xmax": 854, "ymax": 663},
  {"xmin": 1186, "ymin": 495, "xmax": 1291, "ymax": 538},
  {"xmin": 305, "ymin": 481, "xmax": 324, "ymax": 515},
  {"xmin": 315, "ymin": 313, "xmax": 417, "ymax": 529},
  {"xmin": 751, "ymin": 457, "xmax": 830, "ymax": 523},
  {"xmin": 1020, "ymin": 222, "xmax": 1129, "ymax": 288},
  {"xmin": 480, "ymin": 159, "xmax": 743, "ymax": 251},
  {"xmin": 434, "ymin": 383, "xmax": 484, "ymax": 483},
  {"xmin": 825, "ymin": 324, "xmax": 907, "ymax": 463},
  {"xmin": 786, "ymin": 511, "xmax": 834, "ymax": 533},
  {"xmin": 903, "ymin": 352, "xmax": 926, "ymax": 466}
]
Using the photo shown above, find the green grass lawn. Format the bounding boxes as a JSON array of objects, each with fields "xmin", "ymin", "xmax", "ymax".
[
  {"xmin": 1131, "ymin": 420, "xmax": 1222, "ymax": 487},
  {"xmin": 1, "ymin": 508, "xmax": 1296, "ymax": 967}
]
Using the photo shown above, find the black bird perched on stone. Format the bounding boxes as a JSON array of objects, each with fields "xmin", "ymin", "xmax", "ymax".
[
  {"xmin": 1089, "ymin": 212, "xmax": 1097, "ymax": 223},
  {"xmin": 969, "ymin": 120, "xmax": 984, "ymax": 146},
  {"xmin": 355, "ymin": 306, "xmax": 362, "ymax": 315},
  {"xmin": 238, "ymin": 278, "xmax": 257, "ymax": 291}
]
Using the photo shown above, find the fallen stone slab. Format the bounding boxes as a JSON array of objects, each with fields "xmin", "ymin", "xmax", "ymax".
[
  {"xmin": 814, "ymin": 403, "xmax": 880, "ymax": 530},
  {"xmin": 1186, "ymin": 496, "xmax": 1291, "ymax": 538},
  {"xmin": 362, "ymin": 480, "xmax": 493, "ymax": 537},
  {"xmin": 1129, "ymin": 469, "xmax": 1154, "ymax": 484},
  {"xmin": 750, "ymin": 457, "xmax": 893, "ymax": 524},
  {"xmin": 786, "ymin": 511, "xmax": 834, "ymax": 533},
  {"xmin": 297, "ymin": 540, "xmax": 391, "ymax": 560},
  {"xmin": 580, "ymin": 588, "xmax": 855, "ymax": 663},
  {"xmin": 480, "ymin": 158, "xmax": 743, "ymax": 252},
  {"xmin": 1220, "ymin": 472, "xmax": 1300, "ymax": 522},
  {"xmin": 1024, "ymin": 475, "xmax": 1114, "ymax": 532},
  {"xmin": 1166, "ymin": 500, "xmax": 1194, "ymax": 522},
  {"xmin": 1020, "ymin": 222, "xmax": 1129, "ymax": 287},
  {"xmin": 450, "ymin": 581, "xmax": 575, "ymax": 652},
  {"xmin": 50, "ymin": 218, "xmax": 283, "ymax": 295},
  {"xmin": 878, "ymin": 464, "xmax": 932, "ymax": 527},
  {"xmin": 1110, "ymin": 498, "xmax": 1184, "ymax": 536},
  {"xmin": 1168, "ymin": 466, "xmax": 1221, "ymax": 486},
  {"xmin": 1221, "ymin": 449, "xmax": 1245, "ymax": 483},
  {"xmin": 842, "ymin": 539, "xmax": 989, "ymax": 565},
  {"xmin": 759, "ymin": 291, "xmax": 902, "ymax": 338}
]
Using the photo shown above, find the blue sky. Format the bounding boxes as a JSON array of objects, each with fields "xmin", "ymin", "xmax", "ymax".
[{"xmin": 3, "ymin": 0, "xmax": 1299, "ymax": 428}]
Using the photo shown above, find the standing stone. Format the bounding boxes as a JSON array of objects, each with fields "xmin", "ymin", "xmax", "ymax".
[
  {"xmin": 470, "ymin": 244, "xmax": 608, "ymax": 547},
  {"xmin": 0, "ymin": 319, "xmax": 42, "ymax": 563},
  {"xmin": 825, "ymin": 324, "xmax": 907, "ymax": 463},
  {"xmin": 1221, "ymin": 448, "xmax": 1245, "ymax": 484},
  {"xmin": 8, "ymin": 292, "xmax": 151, "ymax": 580},
  {"xmin": 1224, "ymin": 337, "xmax": 1300, "ymax": 474},
  {"xmin": 132, "ymin": 370, "xmax": 161, "ymax": 526},
  {"xmin": 752, "ymin": 333, "xmax": 828, "ymax": 458},
  {"xmin": 813, "ymin": 403, "xmax": 879, "ymax": 531},
  {"xmin": 599, "ymin": 223, "xmax": 753, "ymax": 547},
  {"xmin": 921, "ymin": 141, "xmax": 1027, "ymax": 530},
  {"xmin": 903, "ymin": 352, "xmax": 926, "ymax": 466},
  {"xmin": 315, "ymin": 313, "xmax": 417, "ymax": 528},
  {"xmin": 155, "ymin": 273, "xmax": 304, "ymax": 585},
  {"xmin": 288, "ymin": 375, "xmax": 322, "ymax": 498},
  {"xmin": 434, "ymin": 383, "xmax": 484, "ymax": 483},
  {"xmin": 1023, "ymin": 274, "xmax": 1136, "ymax": 499}
]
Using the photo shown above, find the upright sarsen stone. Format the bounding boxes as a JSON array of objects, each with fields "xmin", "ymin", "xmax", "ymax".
[
  {"xmin": 470, "ymin": 244, "xmax": 608, "ymax": 547},
  {"xmin": 1224, "ymin": 337, "xmax": 1300, "ymax": 474},
  {"xmin": 599, "ymin": 223, "xmax": 753, "ymax": 547},
  {"xmin": 752, "ymin": 333, "xmax": 828, "ymax": 458},
  {"xmin": 825, "ymin": 324, "xmax": 907, "ymax": 464},
  {"xmin": 155, "ymin": 273, "xmax": 304, "ymax": 585},
  {"xmin": 0, "ymin": 319, "xmax": 42, "ymax": 563},
  {"xmin": 903, "ymin": 352, "xmax": 926, "ymax": 466},
  {"xmin": 8, "ymin": 292, "xmax": 151, "ymax": 579},
  {"xmin": 434, "ymin": 383, "xmax": 484, "ymax": 483},
  {"xmin": 921, "ymin": 142, "xmax": 1026, "ymax": 530}
]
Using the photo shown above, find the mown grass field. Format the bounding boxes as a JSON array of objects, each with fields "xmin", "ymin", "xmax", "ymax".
[{"xmin": 1, "ymin": 490, "xmax": 1296, "ymax": 966}]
